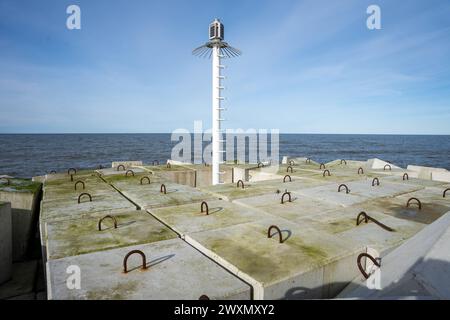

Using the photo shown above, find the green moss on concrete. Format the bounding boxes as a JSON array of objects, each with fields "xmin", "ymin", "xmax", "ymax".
[
  {"xmin": 0, "ymin": 178, "xmax": 41, "ymax": 193},
  {"xmin": 47, "ymin": 211, "xmax": 177, "ymax": 259}
]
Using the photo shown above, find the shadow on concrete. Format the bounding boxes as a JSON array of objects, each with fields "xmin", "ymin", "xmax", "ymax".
[
  {"xmin": 126, "ymin": 254, "xmax": 175, "ymax": 273},
  {"xmin": 208, "ymin": 207, "xmax": 223, "ymax": 215},
  {"xmin": 281, "ymin": 257, "xmax": 450, "ymax": 300}
]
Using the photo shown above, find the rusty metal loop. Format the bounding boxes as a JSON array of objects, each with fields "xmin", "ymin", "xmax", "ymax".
[
  {"xmin": 77, "ymin": 192, "xmax": 92, "ymax": 204},
  {"xmin": 372, "ymin": 177, "xmax": 380, "ymax": 186},
  {"xmin": 407, "ymin": 197, "xmax": 422, "ymax": 210},
  {"xmin": 356, "ymin": 212, "xmax": 369, "ymax": 225},
  {"xmin": 267, "ymin": 225, "xmax": 283, "ymax": 243},
  {"xmin": 98, "ymin": 215, "xmax": 118, "ymax": 231},
  {"xmin": 384, "ymin": 164, "xmax": 392, "ymax": 171},
  {"xmin": 358, "ymin": 167, "xmax": 364, "ymax": 175},
  {"xmin": 403, "ymin": 173, "xmax": 409, "ymax": 181},
  {"xmin": 125, "ymin": 170, "xmax": 135, "ymax": 177},
  {"xmin": 123, "ymin": 250, "xmax": 148, "ymax": 273},
  {"xmin": 70, "ymin": 174, "xmax": 74, "ymax": 182},
  {"xmin": 340, "ymin": 159, "xmax": 347, "ymax": 165},
  {"xmin": 160, "ymin": 184, "xmax": 167, "ymax": 194},
  {"xmin": 357, "ymin": 253, "xmax": 381, "ymax": 279},
  {"xmin": 281, "ymin": 191, "xmax": 292, "ymax": 204},
  {"xmin": 258, "ymin": 162, "xmax": 264, "ymax": 168},
  {"xmin": 140, "ymin": 176, "xmax": 151, "ymax": 185},
  {"xmin": 356, "ymin": 211, "xmax": 395, "ymax": 232},
  {"xmin": 288, "ymin": 160, "xmax": 295, "ymax": 166},
  {"xmin": 283, "ymin": 175, "xmax": 292, "ymax": 183},
  {"xmin": 0, "ymin": 177, "xmax": 11, "ymax": 185},
  {"xmin": 444, "ymin": 188, "xmax": 450, "ymax": 198},
  {"xmin": 117, "ymin": 164, "xmax": 126, "ymax": 171},
  {"xmin": 320, "ymin": 163, "xmax": 325, "ymax": 170},
  {"xmin": 68, "ymin": 168, "xmax": 77, "ymax": 175},
  {"xmin": 323, "ymin": 169, "xmax": 331, "ymax": 177},
  {"xmin": 201, "ymin": 201, "xmax": 209, "ymax": 215},
  {"xmin": 286, "ymin": 166, "xmax": 293, "ymax": 173},
  {"xmin": 338, "ymin": 184, "xmax": 350, "ymax": 194},
  {"xmin": 74, "ymin": 180, "xmax": 85, "ymax": 190},
  {"xmin": 237, "ymin": 179, "xmax": 245, "ymax": 189}
]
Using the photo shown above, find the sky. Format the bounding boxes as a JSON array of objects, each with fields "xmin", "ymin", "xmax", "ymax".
[{"xmin": 0, "ymin": 0, "xmax": 450, "ymax": 134}]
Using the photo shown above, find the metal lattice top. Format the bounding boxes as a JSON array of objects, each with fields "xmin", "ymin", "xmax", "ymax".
[{"xmin": 192, "ymin": 40, "xmax": 242, "ymax": 59}]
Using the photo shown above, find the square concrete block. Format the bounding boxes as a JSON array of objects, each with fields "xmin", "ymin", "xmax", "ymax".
[
  {"xmin": 0, "ymin": 202, "xmax": 12, "ymax": 284},
  {"xmin": 296, "ymin": 184, "xmax": 370, "ymax": 206},
  {"xmin": 149, "ymin": 199, "xmax": 272, "ymax": 236},
  {"xmin": 233, "ymin": 192, "xmax": 341, "ymax": 224},
  {"xmin": 200, "ymin": 177, "xmax": 326, "ymax": 201},
  {"xmin": 185, "ymin": 217, "xmax": 364, "ymax": 299},
  {"xmin": 41, "ymin": 194, "xmax": 136, "ymax": 224},
  {"xmin": 365, "ymin": 193, "xmax": 450, "ymax": 225},
  {"xmin": 47, "ymin": 239, "xmax": 251, "ymax": 300},
  {"xmin": 118, "ymin": 182, "xmax": 217, "ymax": 209},
  {"xmin": 45, "ymin": 210, "xmax": 178, "ymax": 260}
]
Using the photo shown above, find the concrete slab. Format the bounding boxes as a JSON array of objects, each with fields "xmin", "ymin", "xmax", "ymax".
[
  {"xmin": 361, "ymin": 192, "xmax": 449, "ymax": 225},
  {"xmin": 200, "ymin": 177, "xmax": 326, "ymax": 201},
  {"xmin": 112, "ymin": 182, "xmax": 217, "ymax": 210},
  {"xmin": 338, "ymin": 212, "xmax": 450, "ymax": 299},
  {"xmin": 40, "ymin": 194, "xmax": 136, "ymax": 224},
  {"xmin": 233, "ymin": 192, "xmax": 341, "ymax": 223},
  {"xmin": 45, "ymin": 210, "xmax": 178, "ymax": 260},
  {"xmin": 341, "ymin": 179, "xmax": 423, "ymax": 199},
  {"xmin": 97, "ymin": 167, "xmax": 147, "ymax": 176},
  {"xmin": 148, "ymin": 200, "xmax": 272, "ymax": 236},
  {"xmin": 0, "ymin": 202, "xmax": 12, "ymax": 284},
  {"xmin": 306, "ymin": 208, "xmax": 425, "ymax": 255},
  {"xmin": 382, "ymin": 175, "xmax": 447, "ymax": 188},
  {"xmin": 47, "ymin": 239, "xmax": 251, "ymax": 300},
  {"xmin": 185, "ymin": 216, "xmax": 364, "ymax": 299},
  {"xmin": 295, "ymin": 184, "xmax": 371, "ymax": 207}
]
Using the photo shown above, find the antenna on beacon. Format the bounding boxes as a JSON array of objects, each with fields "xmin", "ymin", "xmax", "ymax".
[{"xmin": 193, "ymin": 19, "xmax": 241, "ymax": 185}]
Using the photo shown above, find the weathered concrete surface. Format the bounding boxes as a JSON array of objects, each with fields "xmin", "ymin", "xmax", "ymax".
[
  {"xmin": 363, "ymin": 191, "xmax": 450, "ymax": 225},
  {"xmin": 0, "ymin": 178, "xmax": 42, "ymax": 261},
  {"xmin": 110, "ymin": 181, "xmax": 217, "ymax": 210},
  {"xmin": 338, "ymin": 211, "xmax": 450, "ymax": 299},
  {"xmin": 45, "ymin": 210, "xmax": 178, "ymax": 260},
  {"xmin": 234, "ymin": 192, "xmax": 341, "ymax": 223},
  {"xmin": 149, "ymin": 200, "xmax": 272, "ymax": 236},
  {"xmin": 185, "ymin": 216, "xmax": 365, "ymax": 299},
  {"xmin": 0, "ymin": 260, "xmax": 38, "ymax": 299},
  {"xmin": 303, "ymin": 207, "xmax": 424, "ymax": 255},
  {"xmin": 47, "ymin": 239, "xmax": 251, "ymax": 300},
  {"xmin": 41, "ymin": 194, "xmax": 136, "ymax": 225},
  {"xmin": 0, "ymin": 202, "xmax": 13, "ymax": 284},
  {"xmin": 200, "ymin": 177, "xmax": 326, "ymax": 201},
  {"xmin": 407, "ymin": 165, "xmax": 450, "ymax": 182}
]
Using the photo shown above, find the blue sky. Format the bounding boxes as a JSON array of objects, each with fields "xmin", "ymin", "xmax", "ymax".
[{"xmin": 1, "ymin": 0, "xmax": 450, "ymax": 134}]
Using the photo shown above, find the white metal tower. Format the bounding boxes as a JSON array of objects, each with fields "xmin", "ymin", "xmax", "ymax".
[{"xmin": 193, "ymin": 19, "xmax": 241, "ymax": 185}]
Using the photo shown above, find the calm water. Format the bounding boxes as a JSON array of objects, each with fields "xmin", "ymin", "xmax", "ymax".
[{"xmin": 0, "ymin": 134, "xmax": 449, "ymax": 178}]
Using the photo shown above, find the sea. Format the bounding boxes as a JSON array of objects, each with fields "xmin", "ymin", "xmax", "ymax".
[{"xmin": 0, "ymin": 134, "xmax": 449, "ymax": 178}]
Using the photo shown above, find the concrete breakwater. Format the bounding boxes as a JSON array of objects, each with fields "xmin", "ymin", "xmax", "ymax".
[{"xmin": 1, "ymin": 157, "xmax": 450, "ymax": 299}]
